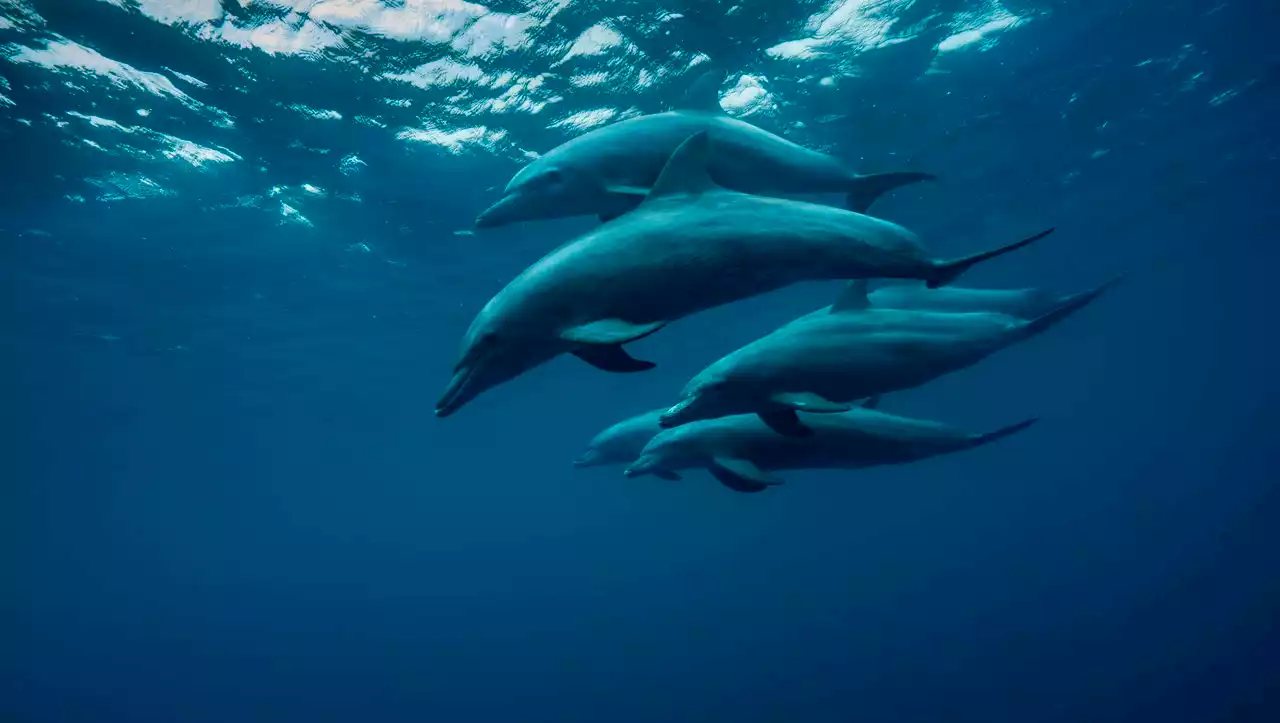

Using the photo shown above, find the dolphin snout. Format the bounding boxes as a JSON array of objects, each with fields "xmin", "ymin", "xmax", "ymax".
[
  {"xmin": 572, "ymin": 449, "xmax": 602, "ymax": 468},
  {"xmin": 435, "ymin": 365, "xmax": 475, "ymax": 418},
  {"xmin": 475, "ymin": 193, "xmax": 521, "ymax": 228}
]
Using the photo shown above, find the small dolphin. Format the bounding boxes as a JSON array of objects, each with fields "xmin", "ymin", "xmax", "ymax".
[
  {"xmin": 625, "ymin": 408, "xmax": 1038, "ymax": 494},
  {"xmin": 573, "ymin": 409, "xmax": 666, "ymax": 469},
  {"xmin": 573, "ymin": 396, "xmax": 884, "ymax": 469},
  {"xmin": 868, "ymin": 281, "xmax": 1121, "ymax": 319},
  {"xmin": 659, "ymin": 276, "xmax": 1115, "ymax": 437},
  {"xmin": 436, "ymin": 133, "xmax": 1049, "ymax": 418},
  {"xmin": 475, "ymin": 70, "xmax": 934, "ymax": 228}
]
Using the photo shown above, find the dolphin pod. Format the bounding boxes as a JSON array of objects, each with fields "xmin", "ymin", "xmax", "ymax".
[
  {"xmin": 436, "ymin": 132, "xmax": 1048, "ymax": 417},
  {"xmin": 658, "ymin": 276, "xmax": 1119, "ymax": 437},
  {"xmin": 475, "ymin": 70, "xmax": 933, "ymax": 228},
  {"xmin": 571, "ymin": 277, "xmax": 1113, "ymax": 470},
  {"xmin": 441, "ymin": 67, "xmax": 1117, "ymax": 495}
]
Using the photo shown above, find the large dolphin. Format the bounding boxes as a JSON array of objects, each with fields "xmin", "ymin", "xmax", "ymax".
[
  {"xmin": 573, "ymin": 409, "xmax": 666, "ymax": 469},
  {"xmin": 475, "ymin": 70, "xmax": 934, "ymax": 227},
  {"xmin": 659, "ymin": 276, "xmax": 1115, "ymax": 437},
  {"xmin": 868, "ymin": 281, "xmax": 1118, "ymax": 318},
  {"xmin": 436, "ymin": 133, "xmax": 1050, "ymax": 418},
  {"xmin": 624, "ymin": 408, "xmax": 1038, "ymax": 494}
]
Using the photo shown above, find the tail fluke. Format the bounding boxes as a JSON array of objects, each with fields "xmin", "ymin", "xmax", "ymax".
[
  {"xmin": 972, "ymin": 417, "xmax": 1039, "ymax": 447},
  {"xmin": 846, "ymin": 172, "xmax": 936, "ymax": 214},
  {"xmin": 1018, "ymin": 273, "xmax": 1123, "ymax": 339},
  {"xmin": 928, "ymin": 228, "xmax": 1054, "ymax": 289}
]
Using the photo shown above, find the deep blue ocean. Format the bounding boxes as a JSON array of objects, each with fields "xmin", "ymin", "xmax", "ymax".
[{"xmin": 3, "ymin": 1, "xmax": 1279, "ymax": 721}]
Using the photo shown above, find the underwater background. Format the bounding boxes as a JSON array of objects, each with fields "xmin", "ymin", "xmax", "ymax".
[{"xmin": 3, "ymin": 1, "xmax": 1279, "ymax": 721}]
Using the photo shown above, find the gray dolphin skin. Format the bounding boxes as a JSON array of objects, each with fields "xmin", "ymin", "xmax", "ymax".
[
  {"xmin": 624, "ymin": 408, "xmax": 1038, "ymax": 493},
  {"xmin": 659, "ymin": 276, "xmax": 1116, "ymax": 437},
  {"xmin": 868, "ymin": 281, "xmax": 1120, "ymax": 319},
  {"xmin": 573, "ymin": 408, "xmax": 666, "ymax": 469},
  {"xmin": 435, "ymin": 132, "xmax": 1050, "ymax": 418},
  {"xmin": 575, "ymin": 396, "xmax": 883, "ymax": 468},
  {"xmin": 475, "ymin": 70, "xmax": 934, "ymax": 228}
]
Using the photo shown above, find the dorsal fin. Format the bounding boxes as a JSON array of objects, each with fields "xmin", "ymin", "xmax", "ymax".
[
  {"xmin": 830, "ymin": 280, "xmax": 870, "ymax": 312},
  {"xmin": 675, "ymin": 69, "xmax": 726, "ymax": 113},
  {"xmin": 644, "ymin": 132, "xmax": 719, "ymax": 202}
]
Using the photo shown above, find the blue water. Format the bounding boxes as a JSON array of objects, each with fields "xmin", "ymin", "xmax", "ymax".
[{"xmin": 3, "ymin": 1, "xmax": 1279, "ymax": 721}]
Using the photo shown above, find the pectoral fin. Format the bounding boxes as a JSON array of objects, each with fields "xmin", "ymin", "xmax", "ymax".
[
  {"xmin": 759, "ymin": 409, "xmax": 814, "ymax": 438},
  {"xmin": 857, "ymin": 395, "xmax": 883, "ymax": 409},
  {"xmin": 709, "ymin": 456, "xmax": 783, "ymax": 493},
  {"xmin": 572, "ymin": 345, "xmax": 655, "ymax": 373},
  {"xmin": 770, "ymin": 392, "xmax": 852, "ymax": 413},
  {"xmin": 562, "ymin": 319, "xmax": 666, "ymax": 345}
]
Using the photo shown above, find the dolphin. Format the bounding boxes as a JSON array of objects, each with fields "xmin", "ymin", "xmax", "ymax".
[
  {"xmin": 573, "ymin": 396, "xmax": 884, "ymax": 469},
  {"xmin": 573, "ymin": 408, "xmax": 667, "ymax": 469},
  {"xmin": 624, "ymin": 408, "xmax": 1038, "ymax": 494},
  {"xmin": 475, "ymin": 70, "xmax": 934, "ymax": 228},
  {"xmin": 867, "ymin": 280, "xmax": 1122, "ymax": 319},
  {"xmin": 436, "ymin": 133, "xmax": 1050, "ymax": 418},
  {"xmin": 659, "ymin": 276, "xmax": 1116, "ymax": 437}
]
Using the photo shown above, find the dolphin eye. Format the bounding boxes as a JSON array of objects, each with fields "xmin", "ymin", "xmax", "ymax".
[{"xmin": 543, "ymin": 169, "xmax": 564, "ymax": 186}]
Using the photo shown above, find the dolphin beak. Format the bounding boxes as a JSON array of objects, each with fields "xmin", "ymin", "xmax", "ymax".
[
  {"xmin": 624, "ymin": 454, "xmax": 659, "ymax": 478},
  {"xmin": 572, "ymin": 451, "xmax": 600, "ymax": 468},
  {"xmin": 435, "ymin": 365, "xmax": 475, "ymax": 418},
  {"xmin": 475, "ymin": 193, "xmax": 521, "ymax": 228}
]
